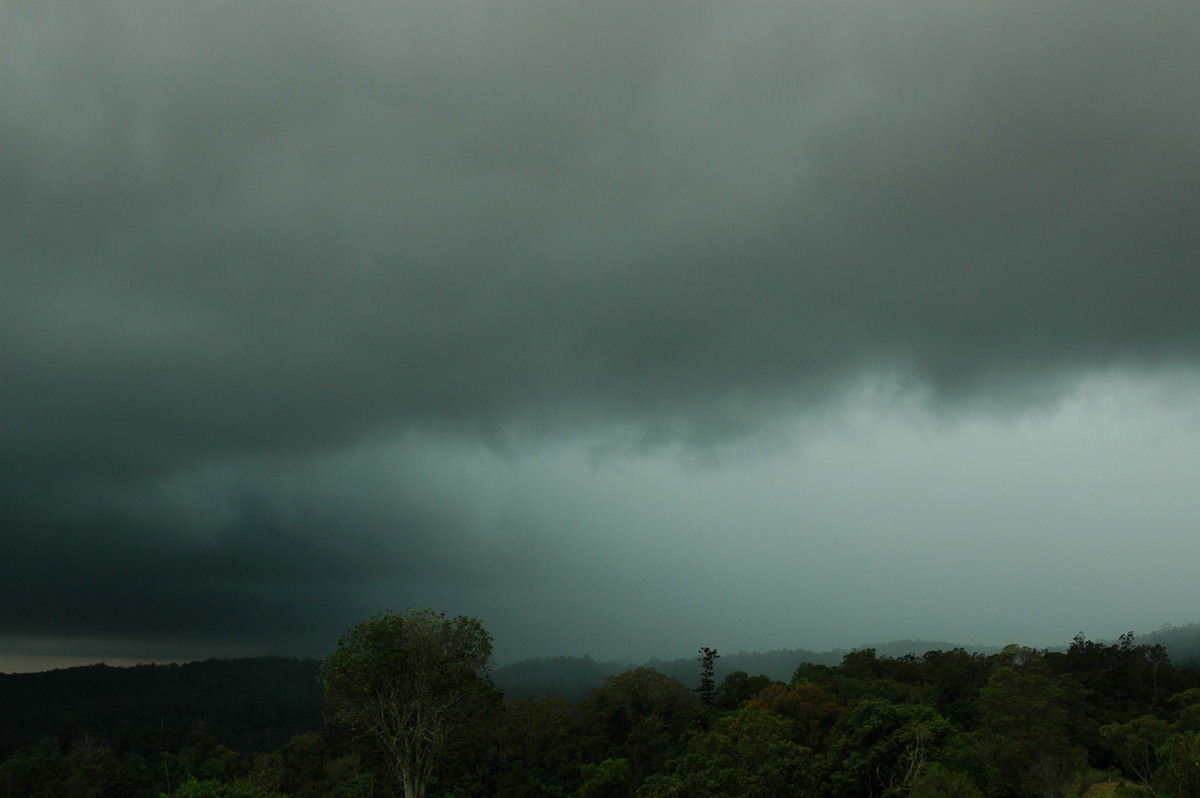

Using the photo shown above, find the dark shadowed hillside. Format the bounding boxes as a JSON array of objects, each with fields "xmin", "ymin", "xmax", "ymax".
[
  {"xmin": 0, "ymin": 657, "xmax": 323, "ymax": 759},
  {"xmin": 1142, "ymin": 623, "xmax": 1200, "ymax": 669},
  {"xmin": 6, "ymin": 624, "xmax": 1197, "ymax": 765},
  {"xmin": 491, "ymin": 629, "xmax": 1200, "ymax": 702},
  {"xmin": 491, "ymin": 655, "xmax": 626, "ymax": 703},
  {"xmin": 492, "ymin": 642, "xmax": 1006, "ymax": 700}
]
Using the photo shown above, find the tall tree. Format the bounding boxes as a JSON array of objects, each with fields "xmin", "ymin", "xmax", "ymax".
[
  {"xmin": 823, "ymin": 698, "xmax": 955, "ymax": 798},
  {"xmin": 320, "ymin": 609, "xmax": 497, "ymax": 798},
  {"xmin": 696, "ymin": 647, "xmax": 719, "ymax": 707},
  {"xmin": 639, "ymin": 705, "xmax": 816, "ymax": 797},
  {"xmin": 748, "ymin": 683, "xmax": 845, "ymax": 751},
  {"xmin": 976, "ymin": 648, "xmax": 1085, "ymax": 797},
  {"xmin": 580, "ymin": 668, "xmax": 698, "ymax": 785}
]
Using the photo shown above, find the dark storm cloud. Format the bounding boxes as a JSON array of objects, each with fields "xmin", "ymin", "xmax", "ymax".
[
  {"xmin": 3, "ymin": 0, "xmax": 1199, "ymax": 660},
  {"xmin": 0, "ymin": 439, "xmax": 546, "ymax": 653}
]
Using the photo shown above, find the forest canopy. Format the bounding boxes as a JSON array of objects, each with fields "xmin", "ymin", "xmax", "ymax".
[{"xmin": 3, "ymin": 623, "xmax": 1200, "ymax": 797}]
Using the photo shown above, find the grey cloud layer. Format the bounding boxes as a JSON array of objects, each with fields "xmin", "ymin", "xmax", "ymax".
[
  {"xmin": 4, "ymin": 0, "xmax": 1199, "ymax": 658},
  {"xmin": 8, "ymin": 0, "xmax": 1198, "ymax": 457}
]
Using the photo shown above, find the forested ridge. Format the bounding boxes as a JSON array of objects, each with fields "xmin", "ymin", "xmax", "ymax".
[
  {"xmin": 0, "ymin": 657, "xmax": 324, "ymax": 760},
  {"xmin": 3, "ymin": 624, "xmax": 1200, "ymax": 797},
  {"xmin": 0, "ymin": 641, "xmax": 1007, "ymax": 756}
]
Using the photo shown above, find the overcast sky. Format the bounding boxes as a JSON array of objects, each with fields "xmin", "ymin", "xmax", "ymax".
[{"xmin": 3, "ymin": 0, "xmax": 1199, "ymax": 673}]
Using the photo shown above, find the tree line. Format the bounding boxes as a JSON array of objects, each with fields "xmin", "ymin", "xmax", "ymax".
[{"xmin": 2, "ymin": 612, "xmax": 1199, "ymax": 797}]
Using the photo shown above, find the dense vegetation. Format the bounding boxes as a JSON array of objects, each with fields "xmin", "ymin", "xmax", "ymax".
[
  {"xmin": 3, "ymin": 625, "xmax": 1200, "ymax": 797},
  {"xmin": 0, "ymin": 657, "xmax": 324, "ymax": 761}
]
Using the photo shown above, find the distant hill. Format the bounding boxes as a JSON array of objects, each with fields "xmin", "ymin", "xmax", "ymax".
[
  {"xmin": 491, "ymin": 655, "xmax": 626, "ymax": 703},
  {"xmin": 492, "ymin": 640, "xmax": 1007, "ymax": 701},
  {"xmin": 1139, "ymin": 622, "xmax": 1200, "ymax": 668},
  {"xmin": 648, "ymin": 639, "xmax": 1007, "ymax": 686},
  {"xmin": 0, "ymin": 656, "xmax": 324, "ymax": 759},
  {"xmin": 5, "ymin": 623, "xmax": 1196, "ymax": 761},
  {"xmin": 492, "ymin": 629, "xmax": 1200, "ymax": 701}
]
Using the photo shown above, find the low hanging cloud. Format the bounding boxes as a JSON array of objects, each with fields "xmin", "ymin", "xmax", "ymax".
[{"xmin": 3, "ymin": 0, "xmax": 1199, "ymax": 663}]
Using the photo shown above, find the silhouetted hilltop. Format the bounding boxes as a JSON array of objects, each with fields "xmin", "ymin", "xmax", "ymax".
[
  {"xmin": 1141, "ymin": 622, "xmax": 1200, "ymax": 668},
  {"xmin": 492, "ymin": 629, "xmax": 1200, "ymax": 700},
  {"xmin": 491, "ymin": 655, "xmax": 624, "ymax": 703},
  {"xmin": 5, "ymin": 623, "xmax": 1197, "ymax": 762},
  {"xmin": 492, "ymin": 641, "xmax": 1008, "ymax": 700},
  {"xmin": 0, "ymin": 656, "xmax": 323, "ymax": 759}
]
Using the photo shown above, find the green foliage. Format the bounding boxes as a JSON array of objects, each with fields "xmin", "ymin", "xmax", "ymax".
[
  {"xmin": 747, "ymin": 682, "xmax": 844, "ymax": 751},
  {"xmin": 161, "ymin": 778, "xmax": 288, "ymax": 798},
  {"xmin": 578, "ymin": 758, "xmax": 634, "ymax": 798},
  {"xmin": 1100, "ymin": 714, "xmax": 1175, "ymax": 786},
  {"xmin": 248, "ymin": 730, "xmax": 370, "ymax": 798},
  {"xmin": 918, "ymin": 649, "xmax": 992, "ymax": 728},
  {"xmin": 638, "ymin": 706, "xmax": 815, "ymax": 797},
  {"xmin": 5, "ymin": 630, "xmax": 1200, "ymax": 797},
  {"xmin": 1170, "ymin": 687, "xmax": 1200, "ymax": 731},
  {"xmin": 714, "ymin": 671, "xmax": 776, "ymax": 711},
  {"xmin": 840, "ymin": 649, "xmax": 885, "ymax": 680},
  {"xmin": 492, "ymin": 695, "xmax": 581, "ymax": 797},
  {"xmin": 580, "ymin": 667, "xmax": 698, "ymax": 783},
  {"xmin": 792, "ymin": 661, "xmax": 839, "ymax": 685},
  {"xmin": 798, "ymin": 651, "xmax": 913, "ymax": 706},
  {"xmin": 321, "ymin": 609, "xmax": 497, "ymax": 798},
  {"xmin": 823, "ymin": 698, "xmax": 955, "ymax": 798},
  {"xmin": 0, "ymin": 737, "xmax": 68, "ymax": 798},
  {"xmin": 974, "ymin": 650, "xmax": 1087, "ymax": 797},
  {"xmin": 1054, "ymin": 633, "xmax": 1174, "ymax": 725},
  {"xmin": 1153, "ymin": 731, "xmax": 1200, "ymax": 798},
  {"xmin": 979, "ymin": 661, "xmax": 1072, "ymax": 749},
  {"xmin": 904, "ymin": 763, "xmax": 983, "ymax": 798},
  {"xmin": 0, "ymin": 734, "xmax": 167, "ymax": 798},
  {"xmin": 1139, "ymin": 623, "xmax": 1200, "ymax": 670}
]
